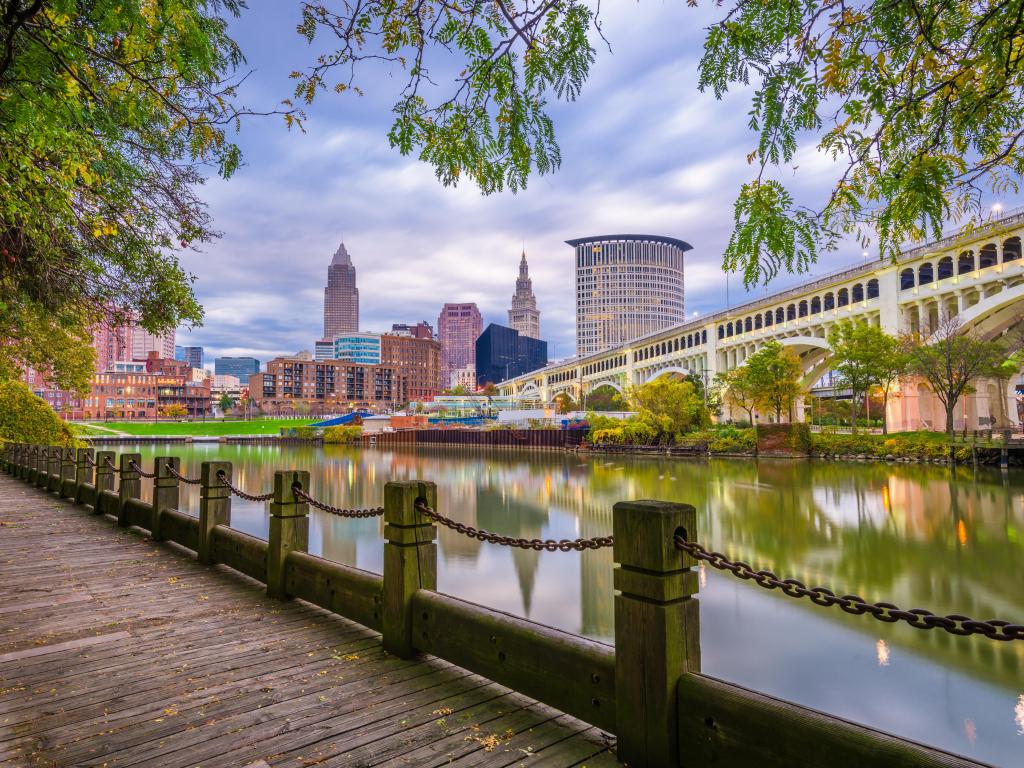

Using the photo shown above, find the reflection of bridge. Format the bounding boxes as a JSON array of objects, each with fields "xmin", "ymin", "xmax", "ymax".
[{"xmin": 501, "ymin": 210, "xmax": 1024, "ymax": 432}]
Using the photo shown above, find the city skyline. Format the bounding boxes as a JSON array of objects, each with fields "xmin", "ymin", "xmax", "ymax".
[{"xmin": 171, "ymin": 2, "xmax": 1020, "ymax": 366}]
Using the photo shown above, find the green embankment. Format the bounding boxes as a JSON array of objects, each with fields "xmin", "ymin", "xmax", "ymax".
[{"xmin": 75, "ymin": 418, "xmax": 313, "ymax": 437}]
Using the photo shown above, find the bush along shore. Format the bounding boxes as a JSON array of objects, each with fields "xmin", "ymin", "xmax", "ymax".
[{"xmin": 585, "ymin": 425, "xmax": 1001, "ymax": 465}]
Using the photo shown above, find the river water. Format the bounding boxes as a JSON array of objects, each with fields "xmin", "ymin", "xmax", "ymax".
[{"xmin": 120, "ymin": 442, "xmax": 1023, "ymax": 766}]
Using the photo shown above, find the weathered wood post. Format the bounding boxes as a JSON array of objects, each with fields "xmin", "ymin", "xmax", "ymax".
[
  {"xmin": 94, "ymin": 450, "xmax": 116, "ymax": 512},
  {"xmin": 59, "ymin": 447, "xmax": 77, "ymax": 499},
  {"xmin": 152, "ymin": 457, "xmax": 180, "ymax": 543},
  {"xmin": 267, "ymin": 470, "xmax": 309, "ymax": 599},
  {"xmin": 382, "ymin": 480, "xmax": 438, "ymax": 658},
  {"xmin": 198, "ymin": 461, "xmax": 232, "ymax": 565},
  {"xmin": 36, "ymin": 446, "xmax": 51, "ymax": 489},
  {"xmin": 613, "ymin": 500, "xmax": 700, "ymax": 768},
  {"xmin": 24, "ymin": 445, "xmax": 36, "ymax": 482},
  {"xmin": 117, "ymin": 453, "xmax": 141, "ymax": 527},
  {"xmin": 11, "ymin": 443, "xmax": 22, "ymax": 477},
  {"xmin": 74, "ymin": 447, "xmax": 94, "ymax": 505},
  {"xmin": 47, "ymin": 446, "xmax": 62, "ymax": 493}
]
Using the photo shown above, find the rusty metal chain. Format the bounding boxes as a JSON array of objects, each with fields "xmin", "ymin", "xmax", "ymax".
[
  {"xmin": 216, "ymin": 470, "xmax": 273, "ymax": 502},
  {"xmin": 413, "ymin": 500, "xmax": 614, "ymax": 552},
  {"xmin": 85, "ymin": 453, "xmax": 96, "ymax": 466},
  {"xmin": 128, "ymin": 460, "xmax": 157, "ymax": 479},
  {"xmin": 103, "ymin": 456, "xmax": 122, "ymax": 474},
  {"xmin": 165, "ymin": 464, "xmax": 201, "ymax": 485},
  {"xmin": 673, "ymin": 535, "xmax": 1024, "ymax": 642},
  {"xmin": 291, "ymin": 485, "xmax": 384, "ymax": 518}
]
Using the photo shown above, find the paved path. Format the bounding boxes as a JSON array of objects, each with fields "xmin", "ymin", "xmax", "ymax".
[{"xmin": 0, "ymin": 474, "xmax": 617, "ymax": 767}]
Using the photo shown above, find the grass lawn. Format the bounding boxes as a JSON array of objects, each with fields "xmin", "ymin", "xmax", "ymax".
[{"xmin": 74, "ymin": 418, "xmax": 314, "ymax": 437}]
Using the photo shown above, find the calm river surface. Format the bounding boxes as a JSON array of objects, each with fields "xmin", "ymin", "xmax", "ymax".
[{"xmin": 122, "ymin": 442, "xmax": 1023, "ymax": 766}]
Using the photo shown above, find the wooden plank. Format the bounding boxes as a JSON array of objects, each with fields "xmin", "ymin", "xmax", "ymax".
[
  {"xmin": 0, "ymin": 592, "xmax": 93, "ymax": 615},
  {"xmin": 211, "ymin": 524, "xmax": 268, "ymax": 582},
  {"xmin": 411, "ymin": 589, "xmax": 616, "ymax": 732},
  {"xmin": 286, "ymin": 550, "xmax": 383, "ymax": 631},
  {"xmin": 0, "ymin": 630, "xmax": 130, "ymax": 663},
  {"xmin": 677, "ymin": 672, "xmax": 987, "ymax": 768}
]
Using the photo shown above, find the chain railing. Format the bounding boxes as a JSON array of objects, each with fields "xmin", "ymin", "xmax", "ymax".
[
  {"xmin": 291, "ymin": 484, "xmax": 384, "ymax": 518},
  {"xmin": 216, "ymin": 470, "xmax": 273, "ymax": 502},
  {"xmin": 413, "ymin": 500, "xmax": 614, "ymax": 551},
  {"xmin": 128, "ymin": 460, "xmax": 157, "ymax": 479},
  {"xmin": 103, "ymin": 456, "xmax": 122, "ymax": 474},
  {"xmin": 165, "ymin": 464, "xmax": 201, "ymax": 485},
  {"xmin": 673, "ymin": 534, "xmax": 1024, "ymax": 642}
]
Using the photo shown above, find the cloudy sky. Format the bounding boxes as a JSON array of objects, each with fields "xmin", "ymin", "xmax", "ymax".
[{"xmin": 173, "ymin": 1, "xmax": 994, "ymax": 364}]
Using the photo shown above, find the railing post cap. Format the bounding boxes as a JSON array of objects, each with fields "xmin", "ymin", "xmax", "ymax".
[
  {"xmin": 200, "ymin": 460, "xmax": 232, "ymax": 485},
  {"xmin": 273, "ymin": 469, "xmax": 309, "ymax": 505},
  {"xmin": 76, "ymin": 446, "xmax": 94, "ymax": 458},
  {"xmin": 384, "ymin": 480, "xmax": 437, "ymax": 526},
  {"xmin": 613, "ymin": 500, "xmax": 696, "ymax": 572}
]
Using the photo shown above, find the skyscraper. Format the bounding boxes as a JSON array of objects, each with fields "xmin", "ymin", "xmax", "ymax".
[
  {"xmin": 131, "ymin": 328, "xmax": 176, "ymax": 361},
  {"xmin": 567, "ymin": 234, "xmax": 690, "ymax": 356},
  {"xmin": 508, "ymin": 251, "xmax": 541, "ymax": 339},
  {"xmin": 323, "ymin": 242, "xmax": 359, "ymax": 339},
  {"xmin": 475, "ymin": 323, "xmax": 547, "ymax": 386},
  {"xmin": 437, "ymin": 303, "xmax": 482, "ymax": 388},
  {"xmin": 181, "ymin": 346, "xmax": 204, "ymax": 369}
]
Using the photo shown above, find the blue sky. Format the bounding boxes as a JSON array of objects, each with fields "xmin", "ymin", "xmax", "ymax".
[{"xmin": 174, "ymin": 1, "xmax": 1003, "ymax": 364}]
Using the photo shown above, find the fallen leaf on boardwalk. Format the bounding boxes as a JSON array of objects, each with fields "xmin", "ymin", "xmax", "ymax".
[
  {"xmin": 432, "ymin": 708, "xmax": 453, "ymax": 716},
  {"xmin": 340, "ymin": 653, "xmax": 359, "ymax": 661},
  {"xmin": 166, "ymin": 577, "xmax": 179, "ymax": 584},
  {"xmin": 198, "ymin": 595, "xmax": 209, "ymax": 601}
]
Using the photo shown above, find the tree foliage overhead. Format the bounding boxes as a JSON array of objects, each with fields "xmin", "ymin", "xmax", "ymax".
[
  {"xmin": 0, "ymin": 0, "xmax": 290, "ymax": 388},
  {"xmin": 293, "ymin": 0, "xmax": 596, "ymax": 193},
  {"xmin": 699, "ymin": 0, "xmax": 1024, "ymax": 286}
]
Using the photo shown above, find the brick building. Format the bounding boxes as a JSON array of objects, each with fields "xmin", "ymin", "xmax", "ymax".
[
  {"xmin": 251, "ymin": 358, "xmax": 403, "ymax": 413},
  {"xmin": 80, "ymin": 356, "xmax": 211, "ymax": 420},
  {"xmin": 380, "ymin": 334, "xmax": 442, "ymax": 403}
]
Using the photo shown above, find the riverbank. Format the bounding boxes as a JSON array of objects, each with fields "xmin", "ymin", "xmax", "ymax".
[{"xmin": 74, "ymin": 418, "xmax": 314, "ymax": 437}]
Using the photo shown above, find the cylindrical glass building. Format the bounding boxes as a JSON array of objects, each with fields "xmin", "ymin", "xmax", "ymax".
[{"xmin": 566, "ymin": 234, "xmax": 690, "ymax": 356}]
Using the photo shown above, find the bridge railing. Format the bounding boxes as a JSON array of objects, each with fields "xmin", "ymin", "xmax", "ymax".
[{"xmin": 4, "ymin": 443, "xmax": 1017, "ymax": 768}]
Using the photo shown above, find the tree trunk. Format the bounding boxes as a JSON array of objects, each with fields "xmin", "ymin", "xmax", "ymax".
[
  {"xmin": 851, "ymin": 392, "xmax": 859, "ymax": 435},
  {"xmin": 945, "ymin": 401, "xmax": 956, "ymax": 437},
  {"xmin": 882, "ymin": 390, "xmax": 889, "ymax": 435}
]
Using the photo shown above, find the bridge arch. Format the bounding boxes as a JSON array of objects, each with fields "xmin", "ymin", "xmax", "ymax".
[
  {"xmin": 947, "ymin": 282, "xmax": 1024, "ymax": 340},
  {"xmin": 586, "ymin": 379, "xmax": 625, "ymax": 395},
  {"xmin": 644, "ymin": 366, "xmax": 698, "ymax": 384}
]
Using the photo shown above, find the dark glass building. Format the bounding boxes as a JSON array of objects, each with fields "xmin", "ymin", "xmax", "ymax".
[
  {"xmin": 214, "ymin": 356, "xmax": 261, "ymax": 384},
  {"xmin": 475, "ymin": 323, "xmax": 547, "ymax": 386}
]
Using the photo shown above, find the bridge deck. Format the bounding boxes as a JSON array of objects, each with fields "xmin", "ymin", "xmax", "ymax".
[{"xmin": 0, "ymin": 475, "xmax": 617, "ymax": 768}]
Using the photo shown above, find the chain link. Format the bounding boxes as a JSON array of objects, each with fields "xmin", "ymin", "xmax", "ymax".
[
  {"xmin": 103, "ymin": 456, "xmax": 122, "ymax": 474},
  {"xmin": 291, "ymin": 485, "xmax": 384, "ymax": 518},
  {"xmin": 128, "ymin": 460, "xmax": 157, "ymax": 479},
  {"xmin": 165, "ymin": 464, "xmax": 201, "ymax": 485},
  {"xmin": 413, "ymin": 500, "xmax": 614, "ymax": 552},
  {"xmin": 216, "ymin": 470, "xmax": 273, "ymax": 502},
  {"xmin": 673, "ymin": 535, "xmax": 1024, "ymax": 642}
]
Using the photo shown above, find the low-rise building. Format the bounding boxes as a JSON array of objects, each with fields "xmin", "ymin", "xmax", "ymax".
[
  {"xmin": 334, "ymin": 332, "xmax": 382, "ymax": 364},
  {"xmin": 251, "ymin": 357, "xmax": 403, "ymax": 413},
  {"xmin": 449, "ymin": 365, "xmax": 477, "ymax": 392},
  {"xmin": 380, "ymin": 333, "xmax": 442, "ymax": 402}
]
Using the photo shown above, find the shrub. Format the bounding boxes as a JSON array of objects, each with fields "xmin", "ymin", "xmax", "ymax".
[
  {"xmin": 292, "ymin": 426, "xmax": 318, "ymax": 440},
  {"xmin": 810, "ymin": 431, "xmax": 963, "ymax": 460},
  {"xmin": 0, "ymin": 381, "xmax": 78, "ymax": 446},
  {"xmin": 323, "ymin": 425, "xmax": 362, "ymax": 443}
]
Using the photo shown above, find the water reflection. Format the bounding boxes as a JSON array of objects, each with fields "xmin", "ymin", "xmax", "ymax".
[{"xmin": 121, "ymin": 443, "xmax": 1024, "ymax": 766}]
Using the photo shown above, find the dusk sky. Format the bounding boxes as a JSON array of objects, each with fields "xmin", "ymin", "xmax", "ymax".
[{"xmin": 175, "ymin": 1, "xmax": 1011, "ymax": 364}]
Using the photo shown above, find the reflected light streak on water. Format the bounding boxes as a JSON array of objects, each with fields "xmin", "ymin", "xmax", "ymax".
[{"xmin": 876, "ymin": 639, "xmax": 890, "ymax": 667}]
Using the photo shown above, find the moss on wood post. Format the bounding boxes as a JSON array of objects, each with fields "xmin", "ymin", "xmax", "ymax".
[
  {"xmin": 199, "ymin": 462, "xmax": 232, "ymax": 565},
  {"xmin": 117, "ymin": 453, "xmax": 141, "ymax": 527},
  {"xmin": 613, "ymin": 499, "xmax": 700, "ymax": 768},
  {"xmin": 382, "ymin": 481, "xmax": 437, "ymax": 658},
  {"xmin": 74, "ymin": 448, "xmax": 94, "ymax": 504},
  {"xmin": 152, "ymin": 457, "xmax": 180, "ymax": 543},
  {"xmin": 267, "ymin": 470, "xmax": 309, "ymax": 599}
]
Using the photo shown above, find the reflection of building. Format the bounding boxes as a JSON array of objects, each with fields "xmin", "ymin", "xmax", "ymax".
[
  {"xmin": 508, "ymin": 251, "xmax": 541, "ymax": 339},
  {"xmin": 476, "ymin": 488, "xmax": 549, "ymax": 617},
  {"xmin": 475, "ymin": 323, "xmax": 547, "ymax": 386},
  {"xmin": 568, "ymin": 234, "xmax": 689, "ymax": 356}
]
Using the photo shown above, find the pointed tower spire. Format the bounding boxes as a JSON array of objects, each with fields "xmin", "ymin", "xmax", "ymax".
[{"xmin": 508, "ymin": 250, "xmax": 541, "ymax": 339}]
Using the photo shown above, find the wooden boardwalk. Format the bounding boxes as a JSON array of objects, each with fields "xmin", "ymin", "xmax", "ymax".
[{"xmin": 0, "ymin": 474, "xmax": 618, "ymax": 768}]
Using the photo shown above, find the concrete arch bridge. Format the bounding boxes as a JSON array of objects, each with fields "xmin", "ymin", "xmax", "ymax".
[{"xmin": 501, "ymin": 211, "xmax": 1024, "ymax": 432}]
